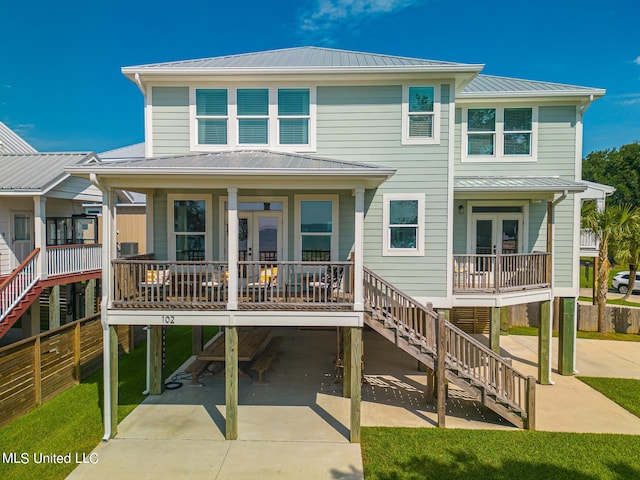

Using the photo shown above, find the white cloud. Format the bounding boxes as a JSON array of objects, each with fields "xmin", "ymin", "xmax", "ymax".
[
  {"xmin": 299, "ymin": 0, "xmax": 423, "ymax": 40},
  {"xmin": 634, "ymin": 56, "xmax": 640, "ymax": 65},
  {"xmin": 611, "ymin": 93, "xmax": 640, "ymax": 106}
]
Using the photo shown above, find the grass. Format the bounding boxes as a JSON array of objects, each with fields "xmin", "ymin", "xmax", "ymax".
[
  {"xmin": 361, "ymin": 427, "xmax": 640, "ymax": 480},
  {"xmin": 579, "ymin": 260, "xmax": 625, "ymax": 289},
  {"xmin": 508, "ymin": 325, "xmax": 640, "ymax": 341},
  {"xmin": 0, "ymin": 325, "xmax": 217, "ymax": 480},
  {"xmin": 577, "ymin": 377, "xmax": 640, "ymax": 418}
]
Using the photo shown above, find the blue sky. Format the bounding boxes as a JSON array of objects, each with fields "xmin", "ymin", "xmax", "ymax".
[{"xmin": 1, "ymin": 0, "xmax": 638, "ymax": 156}]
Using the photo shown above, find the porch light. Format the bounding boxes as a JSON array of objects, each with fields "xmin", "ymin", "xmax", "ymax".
[{"xmin": 458, "ymin": 205, "xmax": 465, "ymax": 215}]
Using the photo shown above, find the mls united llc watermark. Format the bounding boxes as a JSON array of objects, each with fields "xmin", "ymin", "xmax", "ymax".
[{"xmin": 2, "ymin": 451, "xmax": 99, "ymax": 465}]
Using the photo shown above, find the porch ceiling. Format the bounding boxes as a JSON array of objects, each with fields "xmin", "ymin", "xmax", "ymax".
[
  {"xmin": 66, "ymin": 150, "xmax": 395, "ymax": 190},
  {"xmin": 454, "ymin": 176, "xmax": 587, "ymax": 193}
]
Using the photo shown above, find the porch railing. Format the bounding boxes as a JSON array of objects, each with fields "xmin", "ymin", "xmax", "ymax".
[
  {"xmin": 47, "ymin": 244, "xmax": 102, "ymax": 277},
  {"xmin": 111, "ymin": 259, "xmax": 353, "ymax": 310},
  {"xmin": 580, "ymin": 229, "xmax": 598, "ymax": 250},
  {"xmin": 0, "ymin": 249, "xmax": 39, "ymax": 322},
  {"xmin": 453, "ymin": 252, "xmax": 550, "ymax": 294}
]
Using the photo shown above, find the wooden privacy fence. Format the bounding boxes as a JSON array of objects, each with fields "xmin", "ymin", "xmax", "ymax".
[
  {"xmin": 0, "ymin": 314, "xmax": 131, "ymax": 428},
  {"xmin": 577, "ymin": 304, "xmax": 640, "ymax": 334}
]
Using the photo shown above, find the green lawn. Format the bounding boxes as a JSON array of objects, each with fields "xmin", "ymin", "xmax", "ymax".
[
  {"xmin": 362, "ymin": 428, "xmax": 640, "ymax": 480},
  {"xmin": 577, "ymin": 377, "xmax": 640, "ymax": 418},
  {"xmin": 0, "ymin": 326, "xmax": 216, "ymax": 480},
  {"xmin": 580, "ymin": 260, "xmax": 625, "ymax": 289}
]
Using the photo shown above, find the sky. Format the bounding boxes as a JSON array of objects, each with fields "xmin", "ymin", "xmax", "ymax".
[{"xmin": 1, "ymin": 0, "xmax": 638, "ymax": 157}]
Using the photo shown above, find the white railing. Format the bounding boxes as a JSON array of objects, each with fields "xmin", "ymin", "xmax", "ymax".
[
  {"xmin": 0, "ymin": 249, "xmax": 39, "ymax": 322},
  {"xmin": 47, "ymin": 244, "xmax": 102, "ymax": 277},
  {"xmin": 580, "ymin": 229, "xmax": 598, "ymax": 250}
]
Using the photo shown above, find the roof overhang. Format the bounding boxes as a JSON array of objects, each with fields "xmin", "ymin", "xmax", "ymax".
[{"xmin": 454, "ymin": 176, "xmax": 588, "ymax": 193}]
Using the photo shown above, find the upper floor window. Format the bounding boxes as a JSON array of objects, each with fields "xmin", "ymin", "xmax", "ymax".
[
  {"xmin": 463, "ymin": 106, "xmax": 537, "ymax": 161},
  {"xmin": 402, "ymin": 85, "xmax": 441, "ymax": 145},
  {"xmin": 383, "ymin": 193, "xmax": 425, "ymax": 256},
  {"xmin": 192, "ymin": 87, "xmax": 315, "ymax": 152}
]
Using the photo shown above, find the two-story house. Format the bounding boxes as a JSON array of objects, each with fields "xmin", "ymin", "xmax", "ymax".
[{"xmin": 67, "ymin": 47, "xmax": 605, "ymax": 442}]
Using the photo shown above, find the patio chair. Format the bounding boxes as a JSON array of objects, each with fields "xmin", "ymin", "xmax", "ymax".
[
  {"xmin": 140, "ymin": 267, "xmax": 171, "ymax": 301},
  {"xmin": 308, "ymin": 265, "xmax": 344, "ymax": 302},
  {"xmin": 246, "ymin": 266, "xmax": 278, "ymax": 301}
]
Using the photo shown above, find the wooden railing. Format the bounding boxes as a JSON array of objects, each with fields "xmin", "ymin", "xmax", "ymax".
[
  {"xmin": 111, "ymin": 259, "xmax": 353, "ymax": 310},
  {"xmin": 0, "ymin": 248, "xmax": 40, "ymax": 323},
  {"xmin": 363, "ymin": 266, "xmax": 534, "ymax": 428},
  {"xmin": 47, "ymin": 244, "xmax": 102, "ymax": 277},
  {"xmin": 580, "ymin": 229, "xmax": 598, "ymax": 250},
  {"xmin": 453, "ymin": 252, "xmax": 550, "ymax": 293}
]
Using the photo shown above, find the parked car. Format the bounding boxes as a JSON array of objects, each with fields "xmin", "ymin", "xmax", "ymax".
[{"xmin": 611, "ymin": 271, "xmax": 640, "ymax": 294}]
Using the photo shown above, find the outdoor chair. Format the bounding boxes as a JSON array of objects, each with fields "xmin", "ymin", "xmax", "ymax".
[
  {"xmin": 308, "ymin": 265, "xmax": 344, "ymax": 302},
  {"xmin": 139, "ymin": 267, "xmax": 171, "ymax": 301}
]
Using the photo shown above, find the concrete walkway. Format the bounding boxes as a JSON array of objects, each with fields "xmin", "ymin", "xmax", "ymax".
[{"xmin": 67, "ymin": 328, "xmax": 640, "ymax": 479}]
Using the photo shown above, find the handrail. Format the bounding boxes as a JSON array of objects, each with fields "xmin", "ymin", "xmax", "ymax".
[
  {"xmin": 363, "ymin": 266, "xmax": 532, "ymax": 424},
  {"xmin": 0, "ymin": 248, "xmax": 40, "ymax": 322},
  {"xmin": 47, "ymin": 243, "xmax": 102, "ymax": 277}
]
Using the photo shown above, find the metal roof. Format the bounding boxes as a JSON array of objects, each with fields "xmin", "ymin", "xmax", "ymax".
[
  {"xmin": 0, "ymin": 122, "xmax": 37, "ymax": 154},
  {"xmin": 99, "ymin": 142, "xmax": 146, "ymax": 162},
  {"xmin": 454, "ymin": 176, "xmax": 587, "ymax": 193},
  {"xmin": 123, "ymin": 46, "xmax": 483, "ymax": 73},
  {"xmin": 461, "ymin": 74, "xmax": 605, "ymax": 98},
  {"xmin": 0, "ymin": 152, "xmax": 97, "ymax": 193},
  {"xmin": 71, "ymin": 150, "xmax": 393, "ymax": 173}
]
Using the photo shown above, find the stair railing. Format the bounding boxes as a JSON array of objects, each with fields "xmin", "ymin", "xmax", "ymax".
[
  {"xmin": 363, "ymin": 266, "xmax": 535, "ymax": 428},
  {"xmin": 0, "ymin": 249, "xmax": 40, "ymax": 323}
]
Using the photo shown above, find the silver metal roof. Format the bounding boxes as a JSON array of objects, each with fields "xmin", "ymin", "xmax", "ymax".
[
  {"xmin": 455, "ymin": 176, "xmax": 587, "ymax": 192},
  {"xmin": 0, "ymin": 122, "xmax": 37, "ymax": 154},
  {"xmin": 99, "ymin": 142, "xmax": 145, "ymax": 162},
  {"xmin": 462, "ymin": 74, "xmax": 605, "ymax": 98},
  {"xmin": 0, "ymin": 152, "xmax": 97, "ymax": 192},
  {"xmin": 74, "ymin": 150, "xmax": 394, "ymax": 173},
  {"xmin": 123, "ymin": 46, "xmax": 481, "ymax": 72}
]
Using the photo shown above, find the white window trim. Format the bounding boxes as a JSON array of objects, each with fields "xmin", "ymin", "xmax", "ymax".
[
  {"xmin": 401, "ymin": 84, "xmax": 441, "ymax": 145},
  {"xmin": 294, "ymin": 194, "xmax": 339, "ymax": 261},
  {"xmin": 462, "ymin": 105, "xmax": 538, "ymax": 162},
  {"xmin": 190, "ymin": 86, "xmax": 317, "ymax": 153},
  {"xmin": 382, "ymin": 193, "xmax": 425, "ymax": 257},
  {"xmin": 167, "ymin": 193, "xmax": 212, "ymax": 261}
]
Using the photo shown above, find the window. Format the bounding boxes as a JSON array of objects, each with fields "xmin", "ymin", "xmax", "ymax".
[
  {"xmin": 192, "ymin": 87, "xmax": 315, "ymax": 151},
  {"xmin": 295, "ymin": 195, "xmax": 339, "ymax": 261},
  {"xmin": 383, "ymin": 194, "xmax": 425, "ymax": 256},
  {"xmin": 463, "ymin": 106, "xmax": 536, "ymax": 161},
  {"xmin": 402, "ymin": 85, "xmax": 440, "ymax": 145},
  {"xmin": 168, "ymin": 194, "xmax": 211, "ymax": 261},
  {"xmin": 196, "ymin": 89, "xmax": 228, "ymax": 145}
]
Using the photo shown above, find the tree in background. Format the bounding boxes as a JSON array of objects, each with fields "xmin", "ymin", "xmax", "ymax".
[
  {"xmin": 582, "ymin": 204, "xmax": 637, "ymax": 332},
  {"xmin": 583, "ymin": 142, "xmax": 640, "ymax": 207},
  {"xmin": 612, "ymin": 207, "xmax": 640, "ymax": 300}
]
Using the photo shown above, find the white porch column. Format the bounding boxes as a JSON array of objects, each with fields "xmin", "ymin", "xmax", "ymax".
[
  {"xmin": 101, "ymin": 186, "xmax": 117, "ymax": 440},
  {"xmin": 145, "ymin": 193, "xmax": 154, "ymax": 254},
  {"xmin": 354, "ymin": 188, "xmax": 364, "ymax": 311},
  {"xmin": 227, "ymin": 187, "xmax": 239, "ymax": 310},
  {"xmin": 33, "ymin": 196, "xmax": 47, "ymax": 280}
]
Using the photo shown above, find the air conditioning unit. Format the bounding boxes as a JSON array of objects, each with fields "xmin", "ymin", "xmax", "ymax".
[{"xmin": 120, "ymin": 242, "xmax": 139, "ymax": 257}]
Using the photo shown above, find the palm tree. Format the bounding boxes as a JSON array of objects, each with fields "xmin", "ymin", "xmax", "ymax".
[
  {"xmin": 582, "ymin": 204, "xmax": 637, "ymax": 332},
  {"xmin": 612, "ymin": 207, "xmax": 640, "ymax": 300}
]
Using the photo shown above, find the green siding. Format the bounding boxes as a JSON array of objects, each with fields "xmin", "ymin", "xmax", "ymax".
[{"xmin": 151, "ymin": 87, "xmax": 190, "ymax": 156}]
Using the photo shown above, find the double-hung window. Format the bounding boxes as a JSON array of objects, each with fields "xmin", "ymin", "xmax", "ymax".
[
  {"xmin": 383, "ymin": 194, "xmax": 425, "ymax": 256},
  {"xmin": 196, "ymin": 89, "xmax": 228, "ymax": 145},
  {"xmin": 464, "ymin": 106, "xmax": 536, "ymax": 161},
  {"xmin": 295, "ymin": 195, "xmax": 339, "ymax": 261},
  {"xmin": 237, "ymin": 88, "xmax": 269, "ymax": 144},
  {"xmin": 278, "ymin": 88, "xmax": 310, "ymax": 145},
  {"xmin": 168, "ymin": 194, "xmax": 211, "ymax": 261},
  {"xmin": 402, "ymin": 85, "xmax": 440, "ymax": 144}
]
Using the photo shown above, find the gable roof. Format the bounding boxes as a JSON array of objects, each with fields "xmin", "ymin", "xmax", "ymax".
[
  {"xmin": 0, "ymin": 122, "xmax": 37, "ymax": 154},
  {"xmin": 0, "ymin": 152, "xmax": 99, "ymax": 194},
  {"xmin": 122, "ymin": 46, "xmax": 484, "ymax": 77},
  {"xmin": 461, "ymin": 74, "xmax": 605, "ymax": 99}
]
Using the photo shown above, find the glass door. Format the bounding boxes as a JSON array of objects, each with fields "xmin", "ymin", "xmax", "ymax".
[
  {"xmin": 12, "ymin": 213, "xmax": 34, "ymax": 267},
  {"xmin": 234, "ymin": 211, "xmax": 282, "ymax": 261},
  {"xmin": 472, "ymin": 214, "xmax": 523, "ymax": 254}
]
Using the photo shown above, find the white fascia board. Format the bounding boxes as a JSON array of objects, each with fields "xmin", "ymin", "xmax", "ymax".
[{"xmin": 458, "ymin": 89, "xmax": 606, "ymax": 102}]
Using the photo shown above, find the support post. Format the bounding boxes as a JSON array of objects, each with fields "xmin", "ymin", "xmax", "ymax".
[
  {"xmin": 558, "ymin": 297, "xmax": 576, "ymax": 375},
  {"xmin": 109, "ymin": 325, "xmax": 118, "ymax": 436},
  {"xmin": 500, "ymin": 306, "xmax": 510, "ymax": 335},
  {"xmin": 538, "ymin": 300, "xmax": 552, "ymax": 385},
  {"xmin": 343, "ymin": 327, "xmax": 351, "ymax": 398},
  {"xmin": 350, "ymin": 327, "xmax": 362, "ymax": 443},
  {"xmin": 227, "ymin": 188, "xmax": 239, "ymax": 310},
  {"xmin": 436, "ymin": 311, "xmax": 446, "ymax": 427},
  {"xmin": 592, "ymin": 256, "xmax": 598, "ymax": 305},
  {"xmin": 49, "ymin": 285, "xmax": 60, "ymax": 329},
  {"xmin": 490, "ymin": 307, "xmax": 500, "ymax": 354},
  {"xmin": 149, "ymin": 325, "xmax": 164, "ymax": 395},
  {"xmin": 192, "ymin": 326, "xmax": 204, "ymax": 355},
  {"xmin": 22, "ymin": 301, "xmax": 41, "ymax": 338},
  {"xmin": 353, "ymin": 188, "xmax": 364, "ymax": 311},
  {"xmin": 424, "ymin": 369, "xmax": 435, "ymax": 402},
  {"xmin": 33, "ymin": 196, "xmax": 47, "ymax": 280},
  {"xmin": 85, "ymin": 279, "xmax": 96, "ymax": 316},
  {"xmin": 525, "ymin": 376, "xmax": 536, "ymax": 430},
  {"xmin": 225, "ymin": 326, "xmax": 238, "ymax": 440}
]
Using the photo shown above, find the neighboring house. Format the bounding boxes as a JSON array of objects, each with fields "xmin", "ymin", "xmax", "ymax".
[
  {"xmin": 67, "ymin": 47, "xmax": 606, "ymax": 441},
  {"xmin": 579, "ymin": 181, "xmax": 615, "ymax": 257}
]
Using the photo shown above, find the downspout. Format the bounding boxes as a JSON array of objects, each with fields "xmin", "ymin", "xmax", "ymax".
[{"xmin": 92, "ymin": 174, "xmax": 114, "ymax": 442}]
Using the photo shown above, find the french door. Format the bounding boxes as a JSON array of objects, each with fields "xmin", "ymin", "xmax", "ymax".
[
  {"xmin": 237, "ymin": 212, "xmax": 282, "ymax": 261},
  {"xmin": 472, "ymin": 214, "xmax": 523, "ymax": 255}
]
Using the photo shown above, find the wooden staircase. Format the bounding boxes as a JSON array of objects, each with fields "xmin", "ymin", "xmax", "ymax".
[
  {"xmin": 0, "ymin": 249, "xmax": 41, "ymax": 341},
  {"xmin": 363, "ymin": 267, "xmax": 536, "ymax": 429}
]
